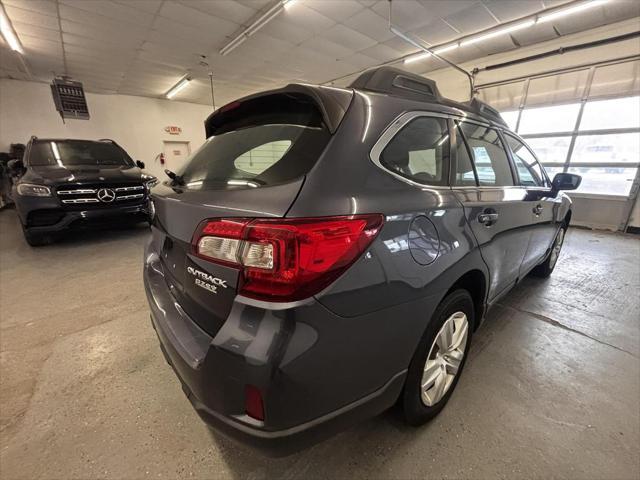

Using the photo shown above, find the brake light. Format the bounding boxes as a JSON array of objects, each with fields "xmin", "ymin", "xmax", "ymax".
[
  {"xmin": 192, "ymin": 215, "xmax": 384, "ymax": 302},
  {"xmin": 244, "ymin": 385, "xmax": 264, "ymax": 421}
]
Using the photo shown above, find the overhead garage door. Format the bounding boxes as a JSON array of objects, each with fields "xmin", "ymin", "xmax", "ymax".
[{"xmin": 478, "ymin": 59, "xmax": 640, "ymax": 231}]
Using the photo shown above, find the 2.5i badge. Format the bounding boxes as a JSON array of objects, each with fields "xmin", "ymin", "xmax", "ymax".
[{"xmin": 187, "ymin": 266, "xmax": 228, "ymax": 294}]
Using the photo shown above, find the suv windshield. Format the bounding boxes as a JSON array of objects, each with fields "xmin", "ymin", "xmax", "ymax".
[
  {"xmin": 179, "ymin": 94, "xmax": 331, "ymax": 190},
  {"xmin": 29, "ymin": 141, "xmax": 134, "ymax": 167}
]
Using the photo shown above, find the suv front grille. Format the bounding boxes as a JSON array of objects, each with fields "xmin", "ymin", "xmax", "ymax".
[{"xmin": 56, "ymin": 184, "xmax": 146, "ymax": 207}]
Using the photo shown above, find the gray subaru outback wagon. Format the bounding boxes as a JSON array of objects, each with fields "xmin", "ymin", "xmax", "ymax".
[{"xmin": 143, "ymin": 66, "xmax": 580, "ymax": 455}]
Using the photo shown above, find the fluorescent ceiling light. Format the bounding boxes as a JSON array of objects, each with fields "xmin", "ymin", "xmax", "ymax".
[
  {"xmin": 537, "ymin": 0, "xmax": 609, "ymax": 23},
  {"xmin": 460, "ymin": 20, "xmax": 535, "ymax": 47},
  {"xmin": 221, "ymin": 0, "xmax": 295, "ymax": 56},
  {"xmin": 0, "ymin": 3, "xmax": 24, "ymax": 54},
  {"xmin": 166, "ymin": 76, "xmax": 191, "ymax": 99},
  {"xmin": 404, "ymin": 43, "xmax": 459, "ymax": 64}
]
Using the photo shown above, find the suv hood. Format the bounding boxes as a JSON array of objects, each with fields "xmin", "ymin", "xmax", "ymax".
[{"xmin": 27, "ymin": 164, "xmax": 144, "ymax": 185}]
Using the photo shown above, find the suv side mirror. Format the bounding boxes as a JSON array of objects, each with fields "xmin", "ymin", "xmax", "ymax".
[
  {"xmin": 552, "ymin": 172, "xmax": 581, "ymax": 192},
  {"xmin": 136, "ymin": 160, "xmax": 145, "ymax": 169},
  {"xmin": 7, "ymin": 158, "xmax": 24, "ymax": 175}
]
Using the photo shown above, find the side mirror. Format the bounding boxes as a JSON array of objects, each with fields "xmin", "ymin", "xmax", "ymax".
[
  {"xmin": 136, "ymin": 160, "xmax": 145, "ymax": 169},
  {"xmin": 7, "ymin": 158, "xmax": 24, "ymax": 175},
  {"xmin": 552, "ymin": 172, "xmax": 581, "ymax": 192}
]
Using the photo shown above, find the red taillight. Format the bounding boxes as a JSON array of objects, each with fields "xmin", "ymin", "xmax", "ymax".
[
  {"xmin": 244, "ymin": 385, "xmax": 264, "ymax": 421},
  {"xmin": 192, "ymin": 214, "xmax": 384, "ymax": 302}
]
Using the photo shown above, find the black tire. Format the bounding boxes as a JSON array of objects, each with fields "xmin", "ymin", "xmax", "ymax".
[
  {"xmin": 531, "ymin": 226, "xmax": 566, "ymax": 278},
  {"xmin": 22, "ymin": 227, "xmax": 53, "ymax": 247},
  {"xmin": 402, "ymin": 289, "xmax": 474, "ymax": 426}
]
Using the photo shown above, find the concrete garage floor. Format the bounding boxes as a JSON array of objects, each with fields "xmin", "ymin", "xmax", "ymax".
[{"xmin": 1, "ymin": 208, "xmax": 638, "ymax": 480}]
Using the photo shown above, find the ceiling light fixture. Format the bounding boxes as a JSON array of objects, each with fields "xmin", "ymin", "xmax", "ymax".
[
  {"xmin": 220, "ymin": 0, "xmax": 295, "ymax": 56},
  {"xmin": 460, "ymin": 20, "xmax": 535, "ymax": 47},
  {"xmin": 537, "ymin": 0, "xmax": 609, "ymax": 23},
  {"xmin": 165, "ymin": 76, "xmax": 191, "ymax": 99},
  {"xmin": 0, "ymin": 3, "xmax": 24, "ymax": 54},
  {"xmin": 404, "ymin": 43, "xmax": 458, "ymax": 64}
]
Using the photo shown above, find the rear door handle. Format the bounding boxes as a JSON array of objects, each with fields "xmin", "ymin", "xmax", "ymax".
[
  {"xmin": 533, "ymin": 204, "xmax": 544, "ymax": 215},
  {"xmin": 478, "ymin": 213, "xmax": 499, "ymax": 224}
]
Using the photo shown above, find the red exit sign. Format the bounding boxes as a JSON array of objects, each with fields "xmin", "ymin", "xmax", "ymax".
[{"xmin": 164, "ymin": 126, "xmax": 182, "ymax": 135}]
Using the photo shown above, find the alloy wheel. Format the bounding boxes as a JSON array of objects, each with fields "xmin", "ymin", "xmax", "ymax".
[
  {"xmin": 421, "ymin": 311, "xmax": 469, "ymax": 407},
  {"xmin": 549, "ymin": 228, "xmax": 565, "ymax": 269}
]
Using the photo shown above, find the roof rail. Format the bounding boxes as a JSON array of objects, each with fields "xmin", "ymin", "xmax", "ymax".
[
  {"xmin": 98, "ymin": 138, "xmax": 115, "ymax": 143},
  {"xmin": 349, "ymin": 66, "xmax": 442, "ymax": 103}
]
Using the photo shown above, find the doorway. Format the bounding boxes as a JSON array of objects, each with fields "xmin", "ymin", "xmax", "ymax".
[{"xmin": 163, "ymin": 141, "xmax": 191, "ymax": 171}]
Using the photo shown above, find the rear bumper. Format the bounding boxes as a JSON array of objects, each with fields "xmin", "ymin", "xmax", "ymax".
[{"xmin": 143, "ymin": 239, "xmax": 407, "ymax": 456}]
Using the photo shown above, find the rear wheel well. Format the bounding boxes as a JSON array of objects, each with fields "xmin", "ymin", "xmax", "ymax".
[{"xmin": 445, "ymin": 270, "xmax": 487, "ymax": 330}]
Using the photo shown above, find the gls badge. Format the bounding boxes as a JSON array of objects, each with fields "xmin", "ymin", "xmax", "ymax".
[{"xmin": 187, "ymin": 266, "xmax": 228, "ymax": 294}]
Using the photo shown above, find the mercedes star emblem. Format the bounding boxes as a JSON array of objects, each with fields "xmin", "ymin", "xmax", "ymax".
[{"xmin": 97, "ymin": 188, "xmax": 116, "ymax": 203}]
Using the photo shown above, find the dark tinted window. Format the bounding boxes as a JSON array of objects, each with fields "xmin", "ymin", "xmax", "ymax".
[
  {"xmin": 380, "ymin": 116, "xmax": 449, "ymax": 186},
  {"xmin": 29, "ymin": 141, "xmax": 133, "ymax": 167},
  {"xmin": 180, "ymin": 95, "xmax": 330, "ymax": 190},
  {"xmin": 458, "ymin": 123, "xmax": 514, "ymax": 186},
  {"xmin": 454, "ymin": 123, "xmax": 477, "ymax": 186},
  {"xmin": 504, "ymin": 133, "xmax": 548, "ymax": 187}
]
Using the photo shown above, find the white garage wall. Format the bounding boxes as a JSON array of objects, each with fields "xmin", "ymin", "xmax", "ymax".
[{"xmin": 0, "ymin": 78, "xmax": 212, "ymax": 179}]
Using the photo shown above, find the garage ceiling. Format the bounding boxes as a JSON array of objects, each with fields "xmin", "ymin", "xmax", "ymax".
[{"xmin": 0, "ymin": 0, "xmax": 638, "ymax": 106}]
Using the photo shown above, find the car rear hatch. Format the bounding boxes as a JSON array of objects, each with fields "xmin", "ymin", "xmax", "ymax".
[{"xmin": 151, "ymin": 86, "xmax": 353, "ymax": 337}]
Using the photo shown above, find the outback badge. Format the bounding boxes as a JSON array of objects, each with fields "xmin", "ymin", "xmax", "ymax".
[{"xmin": 187, "ymin": 266, "xmax": 228, "ymax": 294}]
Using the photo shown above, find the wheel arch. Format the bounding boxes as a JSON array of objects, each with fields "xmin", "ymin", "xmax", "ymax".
[{"xmin": 444, "ymin": 269, "xmax": 487, "ymax": 330}]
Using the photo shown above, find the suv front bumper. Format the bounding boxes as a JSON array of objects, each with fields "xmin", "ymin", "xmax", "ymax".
[{"xmin": 15, "ymin": 194, "xmax": 149, "ymax": 233}]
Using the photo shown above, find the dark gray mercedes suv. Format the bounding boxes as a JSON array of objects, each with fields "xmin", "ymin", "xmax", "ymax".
[{"xmin": 143, "ymin": 66, "xmax": 581, "ymax": 455}]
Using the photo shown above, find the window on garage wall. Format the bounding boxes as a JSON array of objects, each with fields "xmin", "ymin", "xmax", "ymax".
[{"xmin": 480, "ymin": 59, "xmax": 640, "ymax": 197}]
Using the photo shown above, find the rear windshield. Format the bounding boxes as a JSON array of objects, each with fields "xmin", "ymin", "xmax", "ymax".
[
  {"xmin": 28, "ymin": 140, "xmax": 133, "ymax": 167},
  {"xmin": 179, "ymin": 94, "xmax": 331, "ymax": 190}
]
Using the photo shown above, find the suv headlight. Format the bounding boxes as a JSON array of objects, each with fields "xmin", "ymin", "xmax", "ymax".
[{"xmin": 17, "ymin": 184, "xmax": 52, "ymax": 197}]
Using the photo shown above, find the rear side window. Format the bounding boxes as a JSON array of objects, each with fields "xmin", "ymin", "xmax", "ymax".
[
  {"xmin": 458, "ymin": 122, "xmax": 514, "ymax": 186},
  {"xmin": 504, "ymin": 134, "xmax": 548, "ymax": 187},
  {"xmin": 180, "ymin": 94, "xmax": 331, "ymax": 190},
  {"xmin": 380, "ymin": 116, "xmax": 450, "ymax": 186}
]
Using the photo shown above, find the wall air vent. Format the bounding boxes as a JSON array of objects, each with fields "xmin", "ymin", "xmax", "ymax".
[{"xmin": 50, "ymin": 77, "xmax": 90, "ymax": 121}]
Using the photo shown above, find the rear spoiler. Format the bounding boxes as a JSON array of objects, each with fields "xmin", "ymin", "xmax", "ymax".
[{"xmin": 204, "ymin": 84, "xmax": 354, "ymax": 137}]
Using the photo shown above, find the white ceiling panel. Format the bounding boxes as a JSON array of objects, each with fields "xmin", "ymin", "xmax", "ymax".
[
  {"xmin": 342, "ymin": 8, "xmax": 396, "ymax": 43},
  {"xmin": 112, "ymin": 0, "xmax": 161, "ymax": 15},
  {"xmin": 259, "ymin": 17, "xmax": 317, "ymax": 44},
  {"xmin": 12, "ymin": 21, "xmax": 60, "ymax": 43},
  {"xmin": 2, "ymin": 0, "xmax": 58, "ymax": 17},
  {"xmin": 0, "ymin": 0, "xmax": 636, "ymax": 106},
  {"xmin": 443, "ymin": 3, "xmax": 499, "ymax": 34},
  {"xmin": 371, "ymin": 0, "xmax": 432, "ymax": 31},
  {"xmin": 279, "ymin": 4, "xmax": 336, "ymax": 34},
  {"xmin": 410, "ymin": 19, "xmax": 460, "ymax": 46},
  {"xmin": 321, "ymin": 24, "xmax": 378, "ymax": 52},
  {"xmin": 59, "ymin": 0, "xmax": 156, "ymax": 27},
  {"xmin": 177, "ymin": 0, "xmax": 257, "ymax": 25},
  {"xmin": 305, "ymin": 0, "xmax": 365, "ymax": 22},
  {"xmin": 414, "ymin": 1, "xmax": 478, "ymax": 20},
  {"xmin": 157, "ymin": 1, "xmax": 240, "ymax": 35},
  {"xmin": 3, "ymin": 4, "xmax": 59, "ymax": 29},
  {"xmin": 359, "ymin": 43, "xmax": 405, "ymax": 62},
  {"xmin": 482, "ymin": 0, "xmax": 545, "ymax": 23}
]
